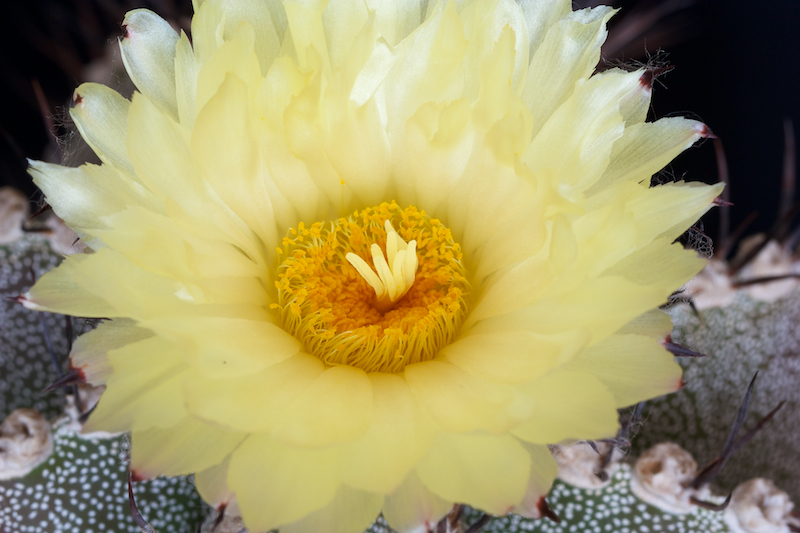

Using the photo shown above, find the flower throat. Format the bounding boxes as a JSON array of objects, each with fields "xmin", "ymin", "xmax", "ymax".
[{"xmin": 272, "ymin": 202, "xmax": 470, "ymax": 373}]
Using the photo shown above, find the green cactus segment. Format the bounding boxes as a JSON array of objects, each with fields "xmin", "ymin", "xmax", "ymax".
[
  {"xmin": 459, "ymin": 464, "xmax": 730, "ymax": 533},
  {"xmin": 637, "ymin": 290, "xmax": 800, "ymax": 501},
  {"xmin": 0, "ymin": 234, "xmax": 71, "ymax": 420},
  {"xmin": 0, "ymin": 423, "xmax": 206, "ymax": 533}
]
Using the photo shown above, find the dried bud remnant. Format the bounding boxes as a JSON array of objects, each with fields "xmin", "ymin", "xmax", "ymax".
[
  {"xmin": 631, "ymin": 442, "xmax": 710, "ymax": 514},
  {"xmin": 0, "ymin": 408, "xmax": 54, "ymax": 480},
  {"xmin": 724, "ymin": 478, "xmax": 799, "ymax": 533}
]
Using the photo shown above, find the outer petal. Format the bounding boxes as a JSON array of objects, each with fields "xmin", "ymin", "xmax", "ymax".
[
  {"xmin": 404, "ymin": 360, "xmax": 531, "ymax": 433},
  {"xmin": 69, "ymin": 318, "xmax": 152, "ymax": 385},
  {"xmin": 191, "ymin": 74, "xmax": 279, "ymax": 257},
  {"xmin": 120, "ymin": 9, "xmax": 180, "ymax": 119},
  {"xmin": 341, "ymin": 373, "xmax": 437, "ymax": 493},
  {"xmin": 442, "ymin": 329, "xmax": 589, "ymax": 385},
  {"xmin": 279, "ymin": 485, "xmax": 383, "ymax": 533},
  {"xmin": 130, "ymin": 416, "xmax": 246, "ymax": 478},
  {"xmin": 470, "ymin": 275, "xmax": 667, "ymax": 345},
  {"xmin": 522, "ymin": 5, "xmax": 614, "ymax": 138},
  {"xmin": 562, "ymin": 334, "xmax": 683, "ymax": 407},
  {"xmin": 195, "ymin": 456, "xmax": 235, "ymax": 508},
  {"xmin": 142, "ymin": 316, "xmax": 300, "ymax": 378},
  {"xmin": 272, "ymin": 365, "xmax": 373, "ymax": 447},
  {"xmin": 227, "ymin": 433, "xmax": 342, "ymax": 532},
  {"xmin": 382, "ymin": 471, "xmax": 452, "ymax": 533},
  {"xmin": 28, "ymin": 161, "xmax": 158, "ymax": 249},
  {"xmin": 82, "ymin": 336, "xmax": 188, "ymax": 434},
  {"xmin": 514, "ymin": 443, "xmax": 559, "ymax": 518},
  {"xmin": 588, "ymin": 118, "xmax": 710, "ymax": 193},
  {"xmin": 183, "ymin": 352, "xmax": 326, "ymax": 433},
  {"xmin": 70, "ymin": 83, "xmax": 134, "ymax": 174},
  {"xmin": 511, "ymin": 370, "xmax": 619, "ymax": 444},
  {"xmin": 416, "ymin": 432, "xmax": 531, "ymax": 515}
]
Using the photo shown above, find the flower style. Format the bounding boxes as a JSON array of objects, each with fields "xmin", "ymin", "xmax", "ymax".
[{"xmin": 24, "ymin": 0, "xmax": 722, "ymax": 531}]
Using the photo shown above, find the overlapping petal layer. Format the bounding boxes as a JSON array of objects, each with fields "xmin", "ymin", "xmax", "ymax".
[{"xmin": 25, "ymin": 0, "xmax": 722, "ymax": 531}]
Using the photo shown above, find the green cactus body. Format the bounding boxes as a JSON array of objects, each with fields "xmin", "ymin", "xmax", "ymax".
[
  {"xmin": 0, "ymin": 420, "xmax": 205, "ymax": 533},
  {"xmin": 459, "ymin": 463, "xmax": 731, "ymax": 533},
  {"xmin": 0, "ymin": 234, "xmax": 69, "ymax": 420},
  {"xmin": 637, "ymin": 286, "xmax": 800, "ymax": 502}
]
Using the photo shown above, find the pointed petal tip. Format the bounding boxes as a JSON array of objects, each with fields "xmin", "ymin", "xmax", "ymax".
[{"xmin": 700, "ymin": 124, "xmax": 717, "ymax": 139}]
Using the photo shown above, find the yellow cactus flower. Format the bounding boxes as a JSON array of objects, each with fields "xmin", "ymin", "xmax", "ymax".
[{"xmin": 23, "ymin": 0, "xmax": 722, "ymax": 531}]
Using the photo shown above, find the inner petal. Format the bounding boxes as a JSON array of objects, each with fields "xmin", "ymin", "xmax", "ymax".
[{"xmin": 272, "ymin": 201, "xmax": 471, "ymax": 373}]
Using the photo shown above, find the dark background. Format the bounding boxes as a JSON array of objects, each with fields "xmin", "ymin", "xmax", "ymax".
[{"xmin": 1, "ymin": 0, "xmax": 798, "ymax": 250}]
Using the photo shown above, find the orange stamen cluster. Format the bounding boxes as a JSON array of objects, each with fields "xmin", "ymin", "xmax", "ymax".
[{"xmin": 272, "ymin": 202, "xmax": 470, "ymax": 373}]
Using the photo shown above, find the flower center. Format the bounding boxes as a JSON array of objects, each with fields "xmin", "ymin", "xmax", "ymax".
[{"xmin": 272, "ymin": 202, "xmax": 470, "ymax": 373}]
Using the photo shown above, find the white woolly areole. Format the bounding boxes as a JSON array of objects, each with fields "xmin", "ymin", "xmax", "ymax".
[
  {"xmin": 0, "ymin": 408, "xmax": 54, "ymax": 480},
  {"xmin": 552, "ymin": 441, "xmax": 622, "ymax": 490},
  {"xmin": 631, "ymin": 442, "xmax": 710, "ymax": 514},
  {"xmin": 724, "ymin": 478, "xmax": 799, "ymax": 533}
]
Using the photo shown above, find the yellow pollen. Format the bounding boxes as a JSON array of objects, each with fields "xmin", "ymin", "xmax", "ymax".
[{"xmin": 273, "ymin": 202, "xmax": 470, "ymax": 373}]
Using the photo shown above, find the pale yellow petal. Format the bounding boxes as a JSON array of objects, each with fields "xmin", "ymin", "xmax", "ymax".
[
  {"xmin": 322, "ymin": 0, "xmax": 370, "ymax": 69},
  {"xmin": 272, "ymin": 365, "xmax": 373, "ymax": 447},
  {"xmin": 522, "ymin": 5, "xmax": 615, "ymax": 139},
  {"xmin": 524, "ymin": 69, "xmax": 639, "ymax": 195},
  {"xmin": 279, "ymin": 485, "xmax": 383, "ymax": 533},
  {"xmin": 562, "ymin": 334, "xmax": 683, "ymax": 407},
  {"xmin": 22, "ymin": 252, "xmax": 118, "ymax": 318},
  {"xmin": 69, "ymin": 318, "xmax": 152, "ymax": 385},
  {"xmin": 142, "ymin": 316, "xmax": 301, "ymax": 379},
  {"xmin": 519, "ymin": 0, "xmax": 570, "ymax": 58},
  {"xmin": 183, "ymin": 353, "xmax": 325, "ymax": 433},
  {"xmin": 82, "ymin": 336, "xmax": 188, "ymax": 434},
  {"xmin": 195, "ymin": 456, "xmax": 234, "ymax": 508},
  {"xmin": 28, "ymin": 160, "xmax": 158, "ymax": 249},
  {"xmin": 603, "ymin": 237, "xmax": 706, "ymax": 290},
  {"xmin": 511, "ymin": 370, "xmax": 619, "ymax": 444},
  {"xmin": 404, "ymin": 360, "xmax": 530, "ymax": 433},
  {"xmin": 228, "ymin": 433, "xmax": 342, "ymax": 532},
  {"xmin": 617, "ymin": 309, "xmax": 673, "ymax": 338},
  {"xmin": 120, "ymin": 9, "xmax": 180, "ymax": 119},
  {"xmin": 174, "ymin": 31, "xmax": 199, "ymax": 128},
  {"xmin": 627, "ymin": 180, "xmax": 724, "ymax": 244},
  {"xmin": 70, "ymin": 83, "xmax": 134, "ymax": 174},
  {"xmin": 514, "ymin": 442, "xmax": 559, "ymax": 518},
  {"xmin": 126, "ymin": 92, "xmax": 263, "ymax": 263},
  {"xmin": 588, "ymin": 117, "xmax": 710, "ymax": 194},
  {"xmin": 383, "ymin": 1, "xmax": 467, "ymax": 128},
  {"xmin": 220, "ymin": 0, "xmax": 282, "ymax": 74},
  {"xmin": 191, "ymin": 73, "xmax": 279, "ymax": 256},
  {"xmin": 442, "ymin": 329, "xmax": 589, "ymax": 385},
  {"xmin": 195, "ymin": 23, "xmax": 263, "ymax": 116},
  {"xmin": 471, "ymin": 275, "xmax": 666, "ymax": 344},
  {"xmin": 130, "ymin": 416, "xmax": 245, "ymax": 478},
  {"xmin": 95, "ymin": 206, "xmax": 265, "ymax": 282},
  {"xmin": 284, "ymin": 0, "xmax": 331, "ymax": 75},
  {"xmin": 382, "ymin": 471, "xmax": 452, "ymax": 533},
  {"xmin": 365, "ymin": 0, "xmax": 423, "ymax": 47},
  {"xmin": 416, "ymin": 432, "xmax": 531, "ymax": 515},
  {"xmin": 341, "ymin": 373, "xmax": 437, "ymax": 493}
]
